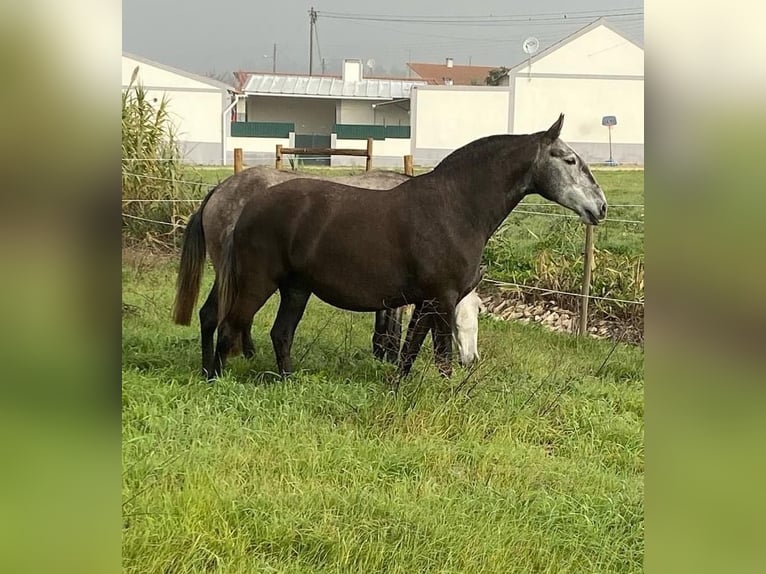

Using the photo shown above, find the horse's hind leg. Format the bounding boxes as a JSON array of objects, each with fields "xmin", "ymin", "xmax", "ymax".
[
  {"xmin": 241, "ymin": 318, "xmax": 256, "ymax": 358},
  {"xmin": 271, "ymin": 284, "xmax": 311, "ymax": 377},
  {"xmin": 384, "ymin": 307, "xmax": 403, "ymax": 364},
  {"xmin": 372, "ymin": 310, "xmax": 388, "ymax": 361},
  {"xmin": 431, "ymin": 303, "xmax": 456, "ymax": 378},
  {"xmin": 372, "ymin": 308, "xmax": 403, "ymax": 364},
  {"xmin": 398, "ymin": 303, "xmax": 434, "ymax": 378},
  {"xmin": 199, "ymin": 281, "xmax": 218, "ymax": 378}
]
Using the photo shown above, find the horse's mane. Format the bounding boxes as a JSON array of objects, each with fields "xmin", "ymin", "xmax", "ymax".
[{"xmin": 434, "ymin": 131, "xmax": 542, "ymax": 173}]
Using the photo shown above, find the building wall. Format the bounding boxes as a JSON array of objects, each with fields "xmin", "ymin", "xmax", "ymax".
[
  {"xmin": 516, "ymin": 26, "xmax": 644, "ymax": 76},
  {"xmin": 227, "ymin": 135, "xmax": 292, "ymax": 165},
  {"xmin": 508, "ymin": 23, "xmax": 644, "ymax": 163},
  {"xmin": 331, "ymin": 137, "xmax": 411, "ymax": 168},
  {"xmin": 122, "ymin": 55, "xmax": 228, "ymax": 164},
  {"xmin": 246, "ymin": 96, "xmax": 336, "ymax": 134},
  {"xmin": 338, "ymin": 100, "xmax": 410, "ymax": 126},
  {"xmin": 411, "ymin": 86, "xmax": 511, "ymax": 165},
  {"xmin": 133, "ymin": 87, "xmax": 226, "ymax": 144},
  {"xmin": 512, "ymin": 76, "xmax": 644, "ymax": 144},
  {"xmin": 409, "ymin": 24, "xmax": 644, "ymax": 166}
]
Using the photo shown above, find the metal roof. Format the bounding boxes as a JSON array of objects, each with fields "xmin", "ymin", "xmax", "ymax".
[{"xmin": 242, "ymin": 74, "xmax": 427, "ymax": 100}]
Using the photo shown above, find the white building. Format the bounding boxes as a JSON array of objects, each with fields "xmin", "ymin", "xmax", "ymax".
[
  {"xmin": 411, "ymin": 18, "xmax": 644, "ymax": 165},
  {"xmin": 233, "ymin": 60, "xmax": 427, "ymax": 167},
  {"xmin": 122, "ymin": 52, "xmax": 237, "ymax": 165}
]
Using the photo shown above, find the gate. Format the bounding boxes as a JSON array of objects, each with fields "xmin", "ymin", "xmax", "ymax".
[{"xmin": 293, "ymin": 133, "xmax": 331, "ymax": 166}]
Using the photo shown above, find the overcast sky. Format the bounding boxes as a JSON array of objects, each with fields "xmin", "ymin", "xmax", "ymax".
[{"xmin": 123, "ymin": 0, "xmax": 643, "ymax": 80}]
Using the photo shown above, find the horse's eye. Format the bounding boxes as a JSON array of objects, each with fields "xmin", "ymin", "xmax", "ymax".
[{"xmin": 564, "ymin": 157, "xmax": 576, "ymax": 165}]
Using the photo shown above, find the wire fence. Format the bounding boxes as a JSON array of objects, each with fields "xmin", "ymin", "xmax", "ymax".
[
  {"xmin": 481, "ymin": 278, "xmax": 643, "ymax": 306},
  {"xmin": 122, "ymin": 161, "xmax": 645, "ymax": 331}
]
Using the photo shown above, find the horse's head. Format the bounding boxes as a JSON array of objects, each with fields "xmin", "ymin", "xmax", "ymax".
[{"xmin": 530, "ymin": 114, "xmax": 608, "ymax": 225}]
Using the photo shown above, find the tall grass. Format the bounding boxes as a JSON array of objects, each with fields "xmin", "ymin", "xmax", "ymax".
[
  {"xmin": 122, "ymin": 254, "xmax": 644, "ymax": 573},
  {"xmin": 121, "ymin": 68, "xmax": 204, "ymax": 247}
]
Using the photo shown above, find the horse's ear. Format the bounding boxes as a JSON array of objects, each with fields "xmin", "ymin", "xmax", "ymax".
[{"xmin": 543, "ymin": 113, "xmax": 565, "ymax": 142}]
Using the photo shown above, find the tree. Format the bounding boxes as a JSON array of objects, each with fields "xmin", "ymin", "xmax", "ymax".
[
  {"xmin": 204, "ymin": 69, "xmax": 234, "ymax": 85},
  {"xmin": 485, "ymin": 66, "xmax": 509, "ymax": 86}
]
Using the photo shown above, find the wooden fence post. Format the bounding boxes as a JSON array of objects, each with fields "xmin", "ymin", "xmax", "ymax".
[
  {"xmin": 579, "ymin": 225, "xmax": 595, "ymax": 336},
  {"xmin": 234, "ymin": 148, "xmax": 243, "ymax": 174},
  {"xmin": 365, "ymin": 138, "xmax": 373, "ymax": 171},
  {"xmin": 275, "ymin": 144, "xmax": 283, "ymax": 170},
  {"xmin": 404, "ymin": 155, "xmax": 413, "ymax": 176}
]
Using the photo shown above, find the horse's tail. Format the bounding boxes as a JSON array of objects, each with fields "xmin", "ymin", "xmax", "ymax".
[
  {"xmin": 172, "ymin": 184, "xmax": 219, "ymax": 325},
  {"xmin": 216, "ymin": 232, "xmax": 238, "ymax": 327}
]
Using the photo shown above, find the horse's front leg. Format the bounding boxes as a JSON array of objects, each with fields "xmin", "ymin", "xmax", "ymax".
[
  {"xmin": 270, "ymin": 285, "xmax": 311, "ymax": 377},
  {"xmin": 372, "ymin": 310, "xmax": 389, "ymax": 361}
]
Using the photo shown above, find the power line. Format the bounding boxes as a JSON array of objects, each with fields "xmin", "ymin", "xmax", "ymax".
[
  {"xmin": 318, "ymin": 7, "xmax": 643, "ymax": 21},
  {"xmin": 317, "ymin": 10, "xmax": 643, "ymax": 26}
]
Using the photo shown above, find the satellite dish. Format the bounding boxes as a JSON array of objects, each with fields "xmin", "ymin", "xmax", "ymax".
[
  {"xmin": 366, "ymin": 58, "xmax": 376, "ymax": 70},
  {"xmin": 522, "ymin": 37, "xmax": 540, "ymax": 55}
]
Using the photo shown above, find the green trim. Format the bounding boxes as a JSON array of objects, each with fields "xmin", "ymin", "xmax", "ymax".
[
  {"xmin": 333, "ymin": 124, "xmax": 411, "ymax": 140},
  {"xmin": 231, "ymin": 121, "xmax": 294, "ymax": 138},
  {"xmin": 384, "ymin": 125, "xmax": 411, "ymax": 139}
]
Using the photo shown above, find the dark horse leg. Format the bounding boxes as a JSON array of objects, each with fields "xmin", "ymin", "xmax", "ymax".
[
  {"xmin": 211, "ymin": 279, "xmax": 278, "ymax": 380},
  {"xmin": 372, "ymin": 310, "xmax": 389, "ymax": 361},
  {"xmin": 431, "ymin": 301, "xmax": 456, "ymax": 378},
  {"xmin": 199, "ymin": 280, "xmax": 218, "ymax": 378},
  {"xmin": 372, "ymin": 308, "xmax": 403, "ymax": 364},
  {"xmin": 241, "ymin": 318, "xmax": 256, "ymax": 358},
  {"xmin": 200, "ymin": 279, "xmax": 256, "ymax": 377},
  {"xmin": 270, "ymin": 283, "xmax": 311, "ymax": 377},
  {"xmin": 398, "ymin": 302, "xmax": 435, "ymax": 378}
]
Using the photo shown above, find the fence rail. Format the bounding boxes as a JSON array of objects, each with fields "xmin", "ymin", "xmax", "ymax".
[{"xmin": 276, "ymin": 139, "xmax": 374, "ymax": 171}]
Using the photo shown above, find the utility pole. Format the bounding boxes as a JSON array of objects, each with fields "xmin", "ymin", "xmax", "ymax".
[
  {"xmin": 308, "ymin": 7, "xmax": 317, "ymax": 75},
  {"xmin": 321, "ymin": 57, "xmax": 326, "ymax": 75},
  {"xmin": 272, "ymin": 42, "xmax": 277, "ymax": 73}
]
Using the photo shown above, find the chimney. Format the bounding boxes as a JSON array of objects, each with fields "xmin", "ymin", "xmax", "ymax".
[
  {"xmin": 446, "ymin": 57, "xmax": 454, "ymax": 68},
  {"xmin": 342, "ymin": 59, "xmax": 362, "ymax": 82}
]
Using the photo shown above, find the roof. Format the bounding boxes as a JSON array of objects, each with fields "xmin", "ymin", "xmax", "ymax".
[
  {"xmin": 240, "ymin": 73, "xmax": 428, "ymax": 100},
  {"xmin": 234, "ymin": 70, "xmax": 418, "ymax": 92},
  {"xmin": 507, "ymin": 17, "xmax": 643, "ymax": 75},
  {"xmin": 406, "ymin": 63, "xmax": 499, "ymax": 86},
  {"xmin": 123, "ymin": 52, "xmax": 237, "ymax": 92}
]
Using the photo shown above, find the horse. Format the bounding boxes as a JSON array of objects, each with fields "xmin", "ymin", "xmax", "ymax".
[
  {"xmin": 171, "ymin": 166, "xmax": 482, "ymax": 376},
  {"xmin": 211, "ymin": 114, "xmax": 606, "ymax": 380}
]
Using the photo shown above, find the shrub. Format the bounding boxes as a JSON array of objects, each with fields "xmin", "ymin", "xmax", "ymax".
[{"xmin": 121, "ymin": 68, "xmax": 202, "ymax": 247}]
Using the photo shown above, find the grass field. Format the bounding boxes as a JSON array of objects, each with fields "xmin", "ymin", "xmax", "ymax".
[{"xmin": 122, "ymin": 254, "xmax": 644, "ymax": 573}]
